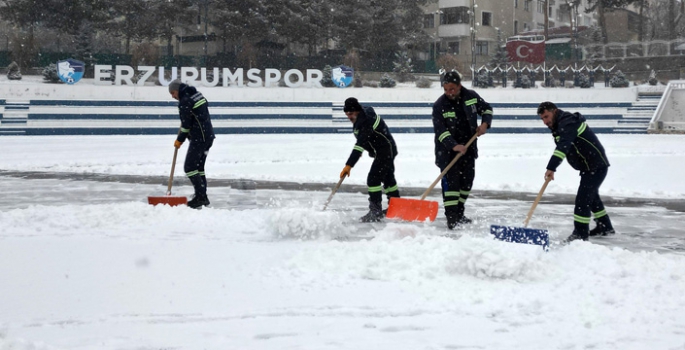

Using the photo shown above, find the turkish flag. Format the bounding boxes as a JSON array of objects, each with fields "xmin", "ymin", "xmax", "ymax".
[{"xmin": 506, "ymin": 40, "xmax": 546, "ymax": 64}]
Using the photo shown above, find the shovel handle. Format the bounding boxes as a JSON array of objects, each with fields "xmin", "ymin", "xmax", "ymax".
[
  {"xmin": 322, "ymin": 176, "xmax": 345, "ymax": 211},
  {"xmin": 167, "ymin": 146, "xmax": 180, "ymax": 195},
  {"xmin": 523, "ymin": 176, "xmax": 552, "ymax": 227},
  {"xmin": 420, "ymin": 133, "xmax": 479, "ymax": 200}
]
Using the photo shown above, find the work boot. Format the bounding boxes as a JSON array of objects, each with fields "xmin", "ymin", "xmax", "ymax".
[
  {"xmin": 446, "ymin": 204, "xmax": 472, "ymax": 229},
  {"xmin": 457, "ymin": 216, "xmax": 472, "ymax": 224},
  {"xmin": 447, "ymin": 215, "xmax": 472, "ymax": 229},
  {"xmin": 589, "ymin": 217, "xmax": 616, "ymax": 236},
  {"xmin": 360, "ymin": 202, "xmax": 384, "ymax": 223},
  {"xmin": 564, "ymin": 230, "xmax": 589, "ymax": 243},
  {"xmin": 446, "ymin": 207, "xmax": 460, "ymax": 230},
  {"xmin": 188, "ymin": 194, "xmax": 210, "ymax": 209}
]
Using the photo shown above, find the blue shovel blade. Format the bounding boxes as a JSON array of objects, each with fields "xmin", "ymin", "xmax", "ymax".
[{"xmin": 490, "ymin": 224, "xmax": 549, "ymax": 250}]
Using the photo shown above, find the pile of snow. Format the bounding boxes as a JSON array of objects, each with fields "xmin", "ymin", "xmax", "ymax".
[{"xmin": 268, "ymin": 207, "xmax": 352, "ymax": 239}]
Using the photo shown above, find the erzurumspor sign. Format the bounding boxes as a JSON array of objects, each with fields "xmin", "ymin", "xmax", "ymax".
[{"xmin": 94, "ymin": 65, "xmax": 324, "ymax": 88}]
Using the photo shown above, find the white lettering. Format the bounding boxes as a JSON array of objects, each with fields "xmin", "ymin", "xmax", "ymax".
[
  {"xmin": 159, "ymin": 67, "xmax": 178, "ymax": 86},
  {"xmin": 180, "ymin": 67, "xmax": 199, "ymax": 84},
  {"xmin": 306, "ymin": 69, "xmax": 324, "ymax": 88},
  {"xmin": 201, "ymin": 68, "xmax": 220, "ymax": 87},
  {"xmin": 94, "ymin": 65, "xmax": 112, "ymax": 85},
  {"xmin": 115, "ymin": 65, "xmax": 135, "ymax": 86},
  {"xmin": 100, "ymin": 65, "xmax": 324, "ymax": 88},
  {"xmin": 264, "ymin": 68, "xmax": 281, "ymax": 87},
  {"xmin": 247, "ymin": 68, "xmax": 263, "ymax": 87},
  {"xmin": 136, "ymin": 66, "xmax": 155, "ymax": 86},
  {"xmin": 284, "ymin": 69, "xmax": 304, "ymax": 88},
  {"xmin": 223, "ymin": 68, "xmax": 243, "ymax": 87}
]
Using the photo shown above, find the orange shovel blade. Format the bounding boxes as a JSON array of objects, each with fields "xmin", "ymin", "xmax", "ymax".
[
  {"xmin": 147, "ymin": 196, "xmax": 188, "ymax": 207},
  {"xmin": 386, "ymin": 197, "xmax": 439, "ymax": 222}
]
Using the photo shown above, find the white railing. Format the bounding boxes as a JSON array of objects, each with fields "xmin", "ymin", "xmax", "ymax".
[{"xmin": 648, "ymin": 80, "xmax": 685, "ymax": 134}]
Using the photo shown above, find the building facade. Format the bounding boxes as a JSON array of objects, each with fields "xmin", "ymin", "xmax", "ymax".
[{"xmin": 422, "ymin": 0, "xmax": 599, "ymax": 71}]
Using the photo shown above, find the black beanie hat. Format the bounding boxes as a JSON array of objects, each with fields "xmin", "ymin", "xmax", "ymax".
[
  {"xmin": 537, "ymin": 101, "xmax": 557, "ymax": 114},
  {"xmin": 443, "ymin": 71, "xmax": 461, "ymax": 85},
  {"xmin": 343, "ymin": 97, "xmax": 363, "ymax": 112}
]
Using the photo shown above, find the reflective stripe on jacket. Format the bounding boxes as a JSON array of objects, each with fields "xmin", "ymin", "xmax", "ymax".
[
  {"xmin": 176, "ymin": 84, "xmax": 215, "ymax": 143},
  {"xmin": 547, "ymin": 109, "xmax": 610, "ymax": 172},
  {"xmin": 345, "ymin": 106, "xmax": 398, "ymax": 167}
]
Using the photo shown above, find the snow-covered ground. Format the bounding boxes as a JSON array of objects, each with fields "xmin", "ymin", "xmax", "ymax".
[{"xmin": 1, "ymin": 132, "xmax": 685, "ymax": 350}]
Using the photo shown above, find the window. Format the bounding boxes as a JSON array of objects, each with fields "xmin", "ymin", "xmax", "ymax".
[
  {"xmin": 442, "ymin": 7, "xmax": 470, "ymax": 25},
  {"xmin": 476, "ymin": 41, "xmax": 488, "ymax": 55},
  {"xmin": 558, "ymin": 4, "xmax": 571, "ymax": 21},
  {"xmin": 515, "ymin": 0, "xmax": 518, "ymax": 8},
  {"xmin": 523, "ymin": 22, "xmax": 529, "ymax": 31},
  {"xmin": 482, "ymin": 12, "xmax": 492, "ymax": 27},
  {"xmin": 514, "ymin": 20, "xmax": 519, "ymax": 34},
  {"xmin": 423, "ymin": 14, "xmax": 435, "ymax": 28},
  {"xmin": 626, "ymin": 12, "xmax": 640, "ymax": 32},
  {"xmin": 448, "ymin": 41, "xmax": 460, "ymax": 54},
  {"xmin": 537, "ymin": 0, "xmax": 545, "ymax": 13},
  {"xmin": 524, "ymin": 0, "xmax": 530, "ymax": 11}
]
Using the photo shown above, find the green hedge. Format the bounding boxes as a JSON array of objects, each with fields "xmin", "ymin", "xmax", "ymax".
[{"xmin": 0, "ymin": 51, "xmax": 11, "ymax": 67}]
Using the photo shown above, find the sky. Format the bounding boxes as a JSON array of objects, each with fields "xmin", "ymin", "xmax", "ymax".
[{"xmin": 1, "ymin": 80, "xmax": 684, "ymax": 350}]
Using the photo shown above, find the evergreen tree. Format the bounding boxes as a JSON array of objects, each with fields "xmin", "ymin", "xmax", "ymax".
[
  {"xmin": 392, "ymin": 52, "xmax": 414, "ymax": 82},
  {"xmin": 40, "ymin": 0, "xmax": 109, "ymax": 35},
  {"xmin": 42, "ymin": 63, "xmax": 62, "ymax": 83},
  {"xmin": 610, "ymin": 70, "xmax": 630, "ymax": 87},
  {"xmin": 106, "ymin": 0, "xmax": 156, "ymax": 54},
  {"xmin": 75, "ymin": 21, "xmax": 96, "ymax": 76},
  {"xmin": 150, "ymin": 0, "xmax": 195, "ymax": 60},
  {"xmin": 380, "ymin": 73, "xmax": 397, "ymax": 88},
  {"xmin": 321, "ymin": 65, "xmax": 336, "ymax": 87},
  {"xmin": 330, "ymin": 0, "xmax": 373, "ymax": 52},
  {"xmin": 578, "ymin": 72, "xmax": 591, "ymax": 88},
  {"xmin": 0, "ymin": 0, "xmax": 44, "ymax": 67},
  {"xmin": 488, "ymin": 30, "xmax": 510, "ymax": 69},
  {"xmin": 585, "ymin": 26, "xmax": 604, "ymax": 66},
  {"xmin": 212, "ymin": 0, "xmax": 269, "ymax": 56}
]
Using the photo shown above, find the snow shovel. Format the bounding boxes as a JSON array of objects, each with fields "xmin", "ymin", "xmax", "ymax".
[
  {"xmin": 386, "ymin": 134, "xmax": 478, "ymax": 222},
  {"xmin": 322, "ymin": 176, "xmax": 345, "ymax": 211},
  {"xmin": 490, "ymin": 177, "xmax": 551, "ymax": 250},
  {"xmin": 148, "ymin": 146, "xmax": 188, "ymax": 207}
]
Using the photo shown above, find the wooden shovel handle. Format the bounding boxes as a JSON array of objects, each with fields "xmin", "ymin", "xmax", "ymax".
[
  {"xmin": 167, "ymin": 129, "xmax": 183, "ymax": 195},
  {"xmin": 523, "ymin": 176, "xmax": 552, "ymax": 227},
  {"xmin": 167, "ymin": 146, "xmax": 180, "ymax": 195},
  {"xmin": 420, "ymin": 133, "xmax": 479, "ymax": 200},
  {"xmin": 322, "ymin": 176, "xmax": 345, "ymax": 211}
]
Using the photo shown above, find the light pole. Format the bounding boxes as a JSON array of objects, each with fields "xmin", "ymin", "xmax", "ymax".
[
  {"xmin": 433, "ymin": 10, "xmax": 443, "ymax": 62},
  {"xmin": 567, "ymin": 0, "xmax": 579, "ymax": 69},
  {"xmin": 198, "ymin": 0, "xmax": 210, "ymax": 65},
  {"xmin": 469, "ymin": 0, "xmax": 479, "ymax": 83}
]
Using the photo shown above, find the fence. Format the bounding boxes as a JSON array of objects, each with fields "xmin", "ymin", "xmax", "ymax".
[{"xmin": 0, "ymin": 99, "xmax": 656, "ymax": 136}]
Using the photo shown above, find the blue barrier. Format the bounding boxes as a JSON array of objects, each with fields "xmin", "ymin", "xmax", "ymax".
[{"xmin": 0, "ymin": 99, "xmax": 655, "ymax": 136}]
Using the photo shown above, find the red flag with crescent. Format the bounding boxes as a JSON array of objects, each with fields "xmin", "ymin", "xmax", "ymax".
[{"xmin": 506, "ymin": 40, "xmax": 546, "ymax": 64}]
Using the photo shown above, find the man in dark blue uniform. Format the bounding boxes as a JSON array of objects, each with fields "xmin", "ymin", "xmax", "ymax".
[
  {"xmin": 339, "ymin": 97, "xmax": 400, "ymax": 222},
  {"xmin": 168, "ymin": 79, "xmax": 215, "ymax": 209},
  {"xmin": 538, "ymin": 101, "xmax": 616, "ymax": 242},
  {"xmin": 432, "ymin": 71, "xmax": 492, "ymax": 229}
]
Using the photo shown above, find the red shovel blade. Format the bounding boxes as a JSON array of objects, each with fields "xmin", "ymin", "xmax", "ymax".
[
  {"xmin": 386, "ymin": 197, "xmax": 439, "ymax": 222},
  {"xmin": 147, "ymin": 195, "xmax": 188, "ymax": 207}
]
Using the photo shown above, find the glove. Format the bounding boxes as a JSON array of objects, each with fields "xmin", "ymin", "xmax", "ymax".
[
  {"xmin": 174, "ymin": 140, "xmax": 183, "ymax": 149},
  {"xmin": 340, "ymin": 165, "xmax": 352, "ymax": 179}
]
